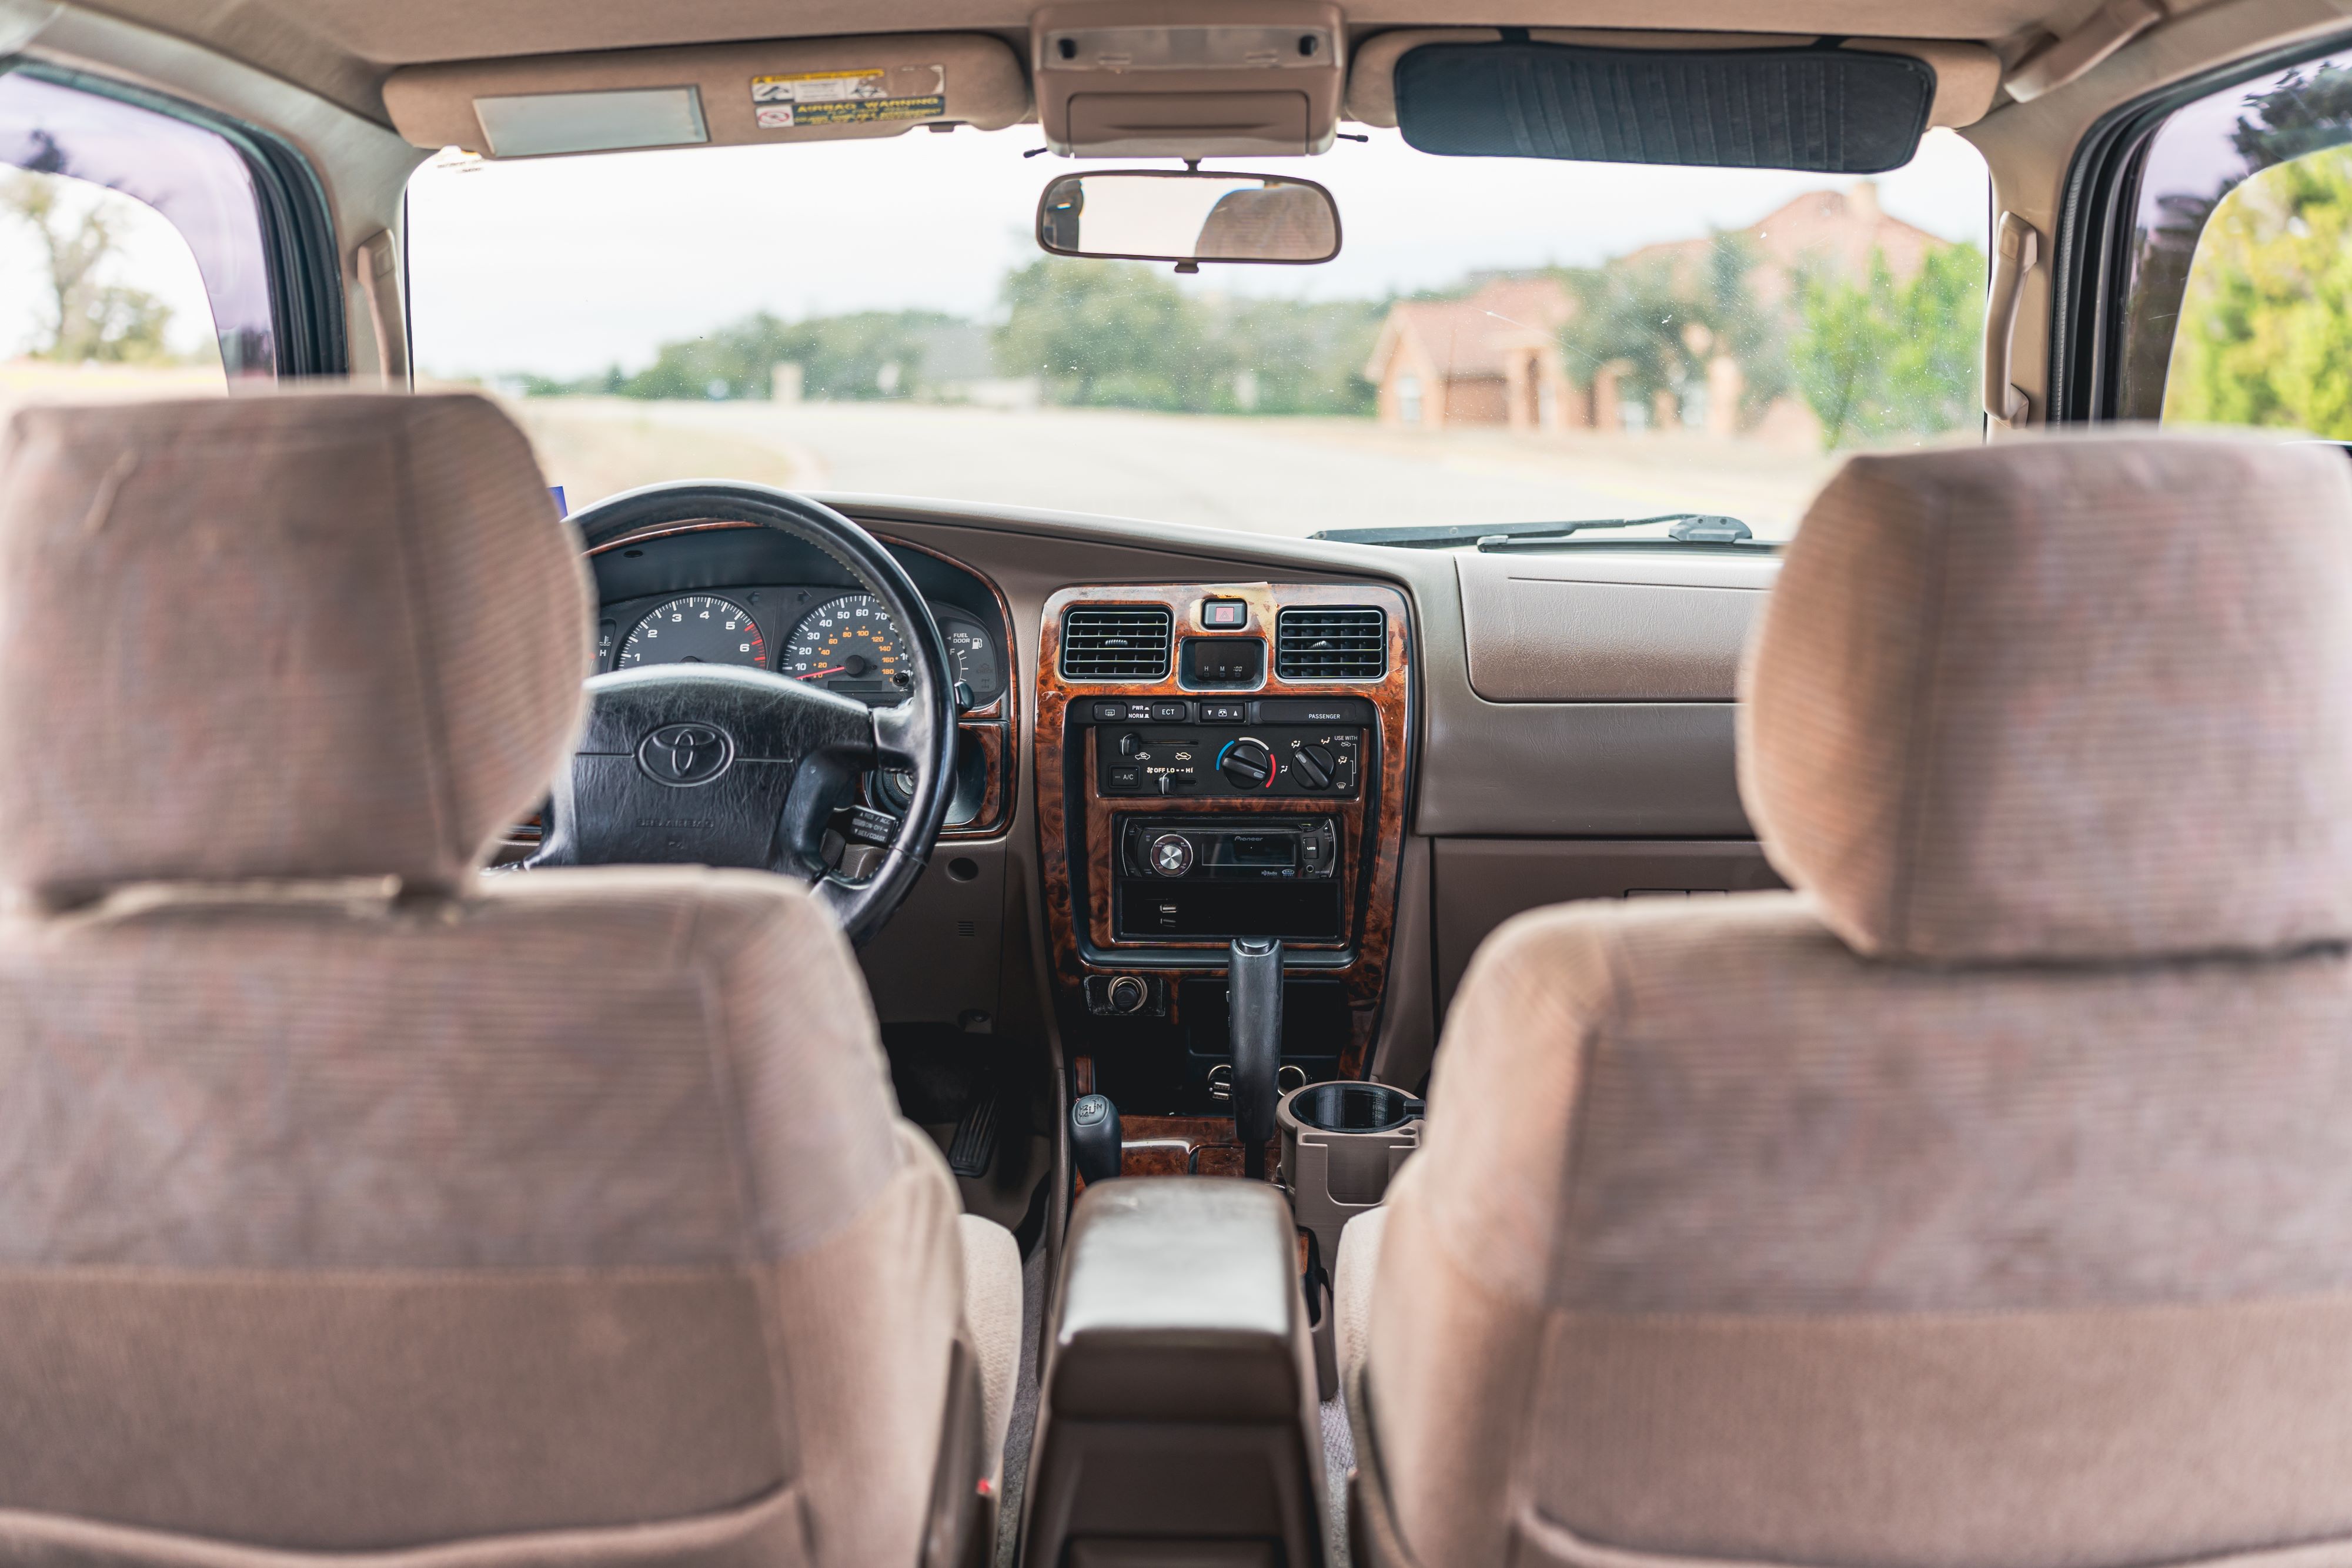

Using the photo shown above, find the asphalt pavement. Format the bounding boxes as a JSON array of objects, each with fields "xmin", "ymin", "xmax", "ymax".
[{"xmin": 577, "ymin": 399, "xmax": 1823, "ymax": 538}]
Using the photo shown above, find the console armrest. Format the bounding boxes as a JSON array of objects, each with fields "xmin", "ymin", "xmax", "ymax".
[{"xmin": 1020, "ymin": 1178, "xmax": 1326, "ymax": 1568}]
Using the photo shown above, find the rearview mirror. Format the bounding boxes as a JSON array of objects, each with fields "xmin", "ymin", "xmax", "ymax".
[{"xmin": 1035, "ymin": 170, "xmax": 1341, "ymax": 266}]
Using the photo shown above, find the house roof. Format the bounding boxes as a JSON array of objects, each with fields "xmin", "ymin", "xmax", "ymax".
[
  {"xmin": 1620, "ymin": 182, "xmax": 1945, "ymax": 293},
  {"xmin": 1364, "ymin": 277, "xmax": 1573, "ymax": 383}
]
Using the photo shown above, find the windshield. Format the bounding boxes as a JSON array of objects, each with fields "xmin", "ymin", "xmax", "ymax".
[{"xmin": 407, "ymin": 127, "xmax": 1989, "ymax": 542}]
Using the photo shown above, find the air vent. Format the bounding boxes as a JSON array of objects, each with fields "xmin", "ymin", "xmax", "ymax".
[
  {"xmin": 1061, "ymin": 605, "xmax": 1174, "ymax": 680},
  {"xmin": 1276, "ymin": 607, "xmax": 1387, "ymax": 680}
]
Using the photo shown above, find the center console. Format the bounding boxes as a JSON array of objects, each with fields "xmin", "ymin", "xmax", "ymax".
[{"xmin": 1036, "ymin": 581, "xmax": 1412, "ymax": 1118}]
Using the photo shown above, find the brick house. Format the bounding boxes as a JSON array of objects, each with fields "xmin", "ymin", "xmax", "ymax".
[
  {"xmin": 1361, "ymin": 276, "xmax": 1576, "ymax": 431},
  {"xmin": 1365, "ymin": 182, "xmax": 1944, "ymax": 435}
]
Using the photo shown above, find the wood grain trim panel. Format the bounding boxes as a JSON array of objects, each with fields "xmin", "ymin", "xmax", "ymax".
[
  {"xmin": 1037, "ymin": 583, "xmax": 1412, "ymax": 1079},
  {"xmin": 1070, "ymin": 1114, "xmax": 1271, "ymax": 1190}
]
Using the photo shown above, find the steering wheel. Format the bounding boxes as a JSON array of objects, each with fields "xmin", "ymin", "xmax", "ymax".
[{"xmin": 526, "ymin": 482, "xmax": 957, "ymax": 947}]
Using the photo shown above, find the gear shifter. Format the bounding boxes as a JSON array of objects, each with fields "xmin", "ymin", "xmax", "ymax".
[
  {"xmin": 1228, "ymin": 938, "xmax": 1284, "ymax": 1179},
  {"xmin": 1071, "ymin": 1092, "xmax": 1122, "ymax": 1186}
]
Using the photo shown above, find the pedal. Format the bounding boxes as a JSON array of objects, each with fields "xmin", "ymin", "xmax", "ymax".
[{"xmin": 947, "ymin": 1093, "xmax": 1001, "ymax": 1178}]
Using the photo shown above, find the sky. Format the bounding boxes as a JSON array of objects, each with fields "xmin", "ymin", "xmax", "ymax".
[
  {"xmin": 403, "ymin": 125, "xmax": 1989, "ymax": 382},
  {"xmin": 1, "ymin": 121, "xmax": 1989, "ymax": 379}
]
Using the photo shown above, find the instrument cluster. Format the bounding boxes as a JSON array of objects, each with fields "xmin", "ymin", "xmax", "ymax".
[{"xmin": 596, "ymin": 583, "xmax": 1005, "ymax": 707}]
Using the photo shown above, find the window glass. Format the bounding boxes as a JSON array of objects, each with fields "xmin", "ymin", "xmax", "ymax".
[
  {"xmin": 0, "ymin": 69, "xmax": 275, "ymax": 420},
  {"xmin": 409, "ymin": 128, "xmax": 1989, "ymax": 541},
  {"xmin": 2118, "ymin": 54, "xmax": 2352, "ymax": 423}
]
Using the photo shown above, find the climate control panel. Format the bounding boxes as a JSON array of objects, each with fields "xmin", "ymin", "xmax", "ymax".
[{"xmin": 1086, "ymin": 697, "xmax": 1370, "ymax": 799}]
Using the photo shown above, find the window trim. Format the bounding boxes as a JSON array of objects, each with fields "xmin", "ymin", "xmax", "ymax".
[
  {"xmin": 2049, "ymin": 26, "xmax": 2352, "ymax": 423},
  {"xmin": 1, "ymin": 56, "xmax": 348, "ymax": 378}
]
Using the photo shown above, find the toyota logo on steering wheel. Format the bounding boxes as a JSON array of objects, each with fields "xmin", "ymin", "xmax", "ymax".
[{"xmin": 638, "ymin": 723, "xmax": 734, "ymax": 787}]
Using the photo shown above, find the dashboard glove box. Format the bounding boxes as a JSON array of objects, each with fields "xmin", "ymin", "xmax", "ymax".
[{"xmin": 1021, "ymin": 1179, "xmax": 1327, "ymax": 1566}]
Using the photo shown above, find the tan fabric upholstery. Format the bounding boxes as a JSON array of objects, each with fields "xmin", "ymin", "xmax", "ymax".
[
  {"xmin": 958, "ymin": 1212, "xmax": 1024, "ymax": 1489},
  {"xmin": 1740, "ymin": 432, "xmax": 2352, "ymax": 962},
  {"xmin": 0, "ymin": 394, "xmax": 590, "ymax": 902},
  {"xmin": 1350, "ymin": 432, "xmax": 2352, "ymax": 1568},
  {"xmin": 0, "ymin": 394, "xmax": 982, "ymax": 1568},
  {"xmin": 1334, "ymin": 1205, "xmax": 1386, "ymax": 1388}
]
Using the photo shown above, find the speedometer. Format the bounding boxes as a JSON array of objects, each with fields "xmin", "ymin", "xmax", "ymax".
[
  {"xmin": 783, "ymin": 593, "xmax": 908, "ymax": 700},
  {"xmin": 617, "ymin": 595, "xmax": 766, "ymax": 668}
]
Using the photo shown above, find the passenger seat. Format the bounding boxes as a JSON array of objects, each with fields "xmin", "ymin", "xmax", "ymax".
[{"xmin": 1340, "ymin": 433, "xmax": 2352, "ymax": 1568}]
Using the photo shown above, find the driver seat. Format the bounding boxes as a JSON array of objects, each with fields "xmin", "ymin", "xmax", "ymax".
[{"xmin": 0, "ymin": 393, "xmax": 1019, "ymax": 1568}]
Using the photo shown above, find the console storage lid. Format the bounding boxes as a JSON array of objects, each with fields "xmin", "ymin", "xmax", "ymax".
[{"xmin": 1021, "ymin": 1179, "xmax": 1327, "ymax": 1566}]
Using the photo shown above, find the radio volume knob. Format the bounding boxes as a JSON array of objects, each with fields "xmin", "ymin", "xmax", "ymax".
[
  {"xmin": 1148, "ymin": 833, "xmax": 1195, "ymax": 877},
  {"xmin": 1220, "ymin": 739, "xmax": 1275, "ymax": 790}
]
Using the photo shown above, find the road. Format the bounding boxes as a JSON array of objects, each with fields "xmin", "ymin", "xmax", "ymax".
[{"xmin": 530, "ymin": 399, "xmax": 1827, "ymax": 539}]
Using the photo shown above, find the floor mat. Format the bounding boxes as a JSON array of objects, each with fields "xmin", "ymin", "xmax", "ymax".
[{"xmin": 1321, "ymin": 1391, "xmax": 1355, "ymax": 1567}]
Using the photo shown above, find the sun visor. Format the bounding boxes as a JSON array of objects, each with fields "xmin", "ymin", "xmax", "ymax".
[
  {"xmin": 1391, "ymin": 36, "xmax": 1937, "ymax": 173},
  {"xmin": 383, "ymin": 34, "xmax": 1029, "ymax": 156},
  {"xmin": 1349, "ymin": 29, "xmax": 1999, "ymax": 138},
  {"xmin": 1031, "ymin": 1, "xmax": 1346, "ymax": 158}
]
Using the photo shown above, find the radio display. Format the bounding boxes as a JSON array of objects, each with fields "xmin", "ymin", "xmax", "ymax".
[{"xmin": 1224, "ymin": 833, "xmax": 1297, "ymax": 868}]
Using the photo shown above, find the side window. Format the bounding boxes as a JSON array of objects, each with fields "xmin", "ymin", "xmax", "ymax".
[
  {"xmin": 2117, "ymin": 54, "xmax": 2352, "ymax": 429},
  {"xmin": 0, "ymin": 67, "xmax": 279, "ymax": 407}
]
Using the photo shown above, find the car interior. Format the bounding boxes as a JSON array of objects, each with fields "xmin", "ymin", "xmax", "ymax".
[{"xmin": 6, "ymin": 0, "xmax": 2352, "ymax": 1565}]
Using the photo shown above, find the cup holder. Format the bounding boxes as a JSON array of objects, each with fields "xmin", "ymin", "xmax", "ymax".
[{"xmin": 1290, "ymin": 1081, "xmax": 1420, "ymax": 1134}]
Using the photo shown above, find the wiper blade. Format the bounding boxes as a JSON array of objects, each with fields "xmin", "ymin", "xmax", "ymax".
[{"xmin": 1310, "ymin": 514, "xmax": 1756, "ymax": 550}]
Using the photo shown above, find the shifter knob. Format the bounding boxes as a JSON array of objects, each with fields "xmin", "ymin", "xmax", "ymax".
[
  {"xmin": 1228, "ymin": 938, "xmax": 1284, "ymax": 1176},
  {"xmin": 1071, "ymin": 1092, "xmax": 1122, "ymax": 1186}
]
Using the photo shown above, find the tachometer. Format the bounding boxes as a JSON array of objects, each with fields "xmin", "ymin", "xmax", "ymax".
[
  {"xmin": 617, "ymin": 595, "xmax": 766, "ymax": 668},
  {"xmin": 783, "ymin": 593, "xmax": 907, "ymax": 700}
]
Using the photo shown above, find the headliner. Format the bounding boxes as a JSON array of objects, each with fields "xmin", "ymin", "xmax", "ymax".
[{"xmin": 71, "ymin": 0, "xmax": 2109, "ymax": 122}]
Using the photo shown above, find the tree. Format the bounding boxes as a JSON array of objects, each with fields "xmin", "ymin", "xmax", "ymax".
[
  {"xmin": 1789, "ymin": 242, "xmax": 1986, "ymax": 449},
  {"xmin": 993, "ymin": 257, "xmax": 1225, "ymax": 410},
  {"xmin": 1, "ymin": 171, "xmax": 179, "ymax": 363},
  {"xmin": 2165, "ymin": 145, "xmax": 2352, "ymax": 435},
  {"xmin": 2121, "ymin": 61, "xmax": 2352, "ymax": 405},
  {"xmin": 1558, "ymin": 235, "xmax": 1784, "ymax": 427}
]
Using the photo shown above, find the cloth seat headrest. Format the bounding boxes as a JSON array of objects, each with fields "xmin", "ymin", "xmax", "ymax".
[
  {"xmin": 1740, "ymin": 432, "xmax": 2352, "ymax": 963},
  {"xmin": 0, "ymin": 392, "xmax": 590, "ymax": 901}
]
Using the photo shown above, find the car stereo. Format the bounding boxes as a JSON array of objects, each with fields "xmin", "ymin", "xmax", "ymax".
[{"xmin": 1112, "ymin": 815, "xmax": 1342, "ymax": 940}]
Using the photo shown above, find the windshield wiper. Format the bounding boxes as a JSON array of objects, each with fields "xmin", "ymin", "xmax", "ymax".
[{"xmin": 1309, "ymin": 514, "xmax": 1758, "ymax": 550}]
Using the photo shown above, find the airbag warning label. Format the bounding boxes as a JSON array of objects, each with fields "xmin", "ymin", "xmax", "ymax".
[{"xmin": 751, "ymin": 66, "xmax": 945, "ymax": 129}]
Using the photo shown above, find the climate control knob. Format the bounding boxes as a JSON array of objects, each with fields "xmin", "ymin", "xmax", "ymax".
[
  {"xmin": 1148, "ymin": 833, "xmax": 1195, "ymax": 877},
  {"xmin": 1219, "ymin": 738, "xmax": 1275, "ymax": 790},
  {"xmin": 1294, "ymin": 744, "xmax": 1336, "ymax": 789}
]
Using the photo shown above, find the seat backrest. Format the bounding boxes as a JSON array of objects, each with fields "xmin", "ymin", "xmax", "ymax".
[
  {"xmin": 0, "ymin": 395, "xmax": 969, "ymax": 1568},
  {"xmin": 1357, "ymin": 433, "xmax": 2352, "ymax": 1568}
]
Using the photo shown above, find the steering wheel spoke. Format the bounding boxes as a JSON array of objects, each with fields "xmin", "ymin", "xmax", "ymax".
[{"xmin": 525, "ymin": 483, "xmax": 958, "ymax": 947}]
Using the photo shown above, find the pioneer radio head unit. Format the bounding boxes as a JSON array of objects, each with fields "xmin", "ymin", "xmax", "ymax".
[{"xmin": 1112, "ymin": 814, "xmax": 1343, "ymax": 940}]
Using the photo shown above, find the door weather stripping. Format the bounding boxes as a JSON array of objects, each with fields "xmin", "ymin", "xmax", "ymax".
[
  {"xmin": 1984, "ymin": 210, "xmax": 2043, "ymax": 427},
  {"xmin": 2006, "ymin": 0, "xmax": 2166, "ymax": 102}
]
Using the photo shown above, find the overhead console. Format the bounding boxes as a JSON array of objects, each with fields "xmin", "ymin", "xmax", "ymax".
[
  {"xmin": 1037, "ymin": 583, "xmax": 1411, "ymax": 1103},
  {"xmin": 1030, "ymin": 0, "xmax": 1347, "ymax": 157}
]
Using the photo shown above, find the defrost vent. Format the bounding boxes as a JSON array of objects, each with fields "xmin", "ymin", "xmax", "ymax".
[
  {"xmin": 1275, "ymin": 607, "xmax": 1387, "ymax": 680},
  {"xmin": 1061, "ymin": 605, "xmax": 1174, "ymax": 680}
]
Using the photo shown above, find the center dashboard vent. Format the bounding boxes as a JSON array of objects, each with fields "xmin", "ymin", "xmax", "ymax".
[
  {"xmin": 1275, "ymin": 607, "xmax": 1387, "ymax": 680},
  {"xmin": 1061, "ymin": 605, "xmax": 1174, "ymax": 680}
]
